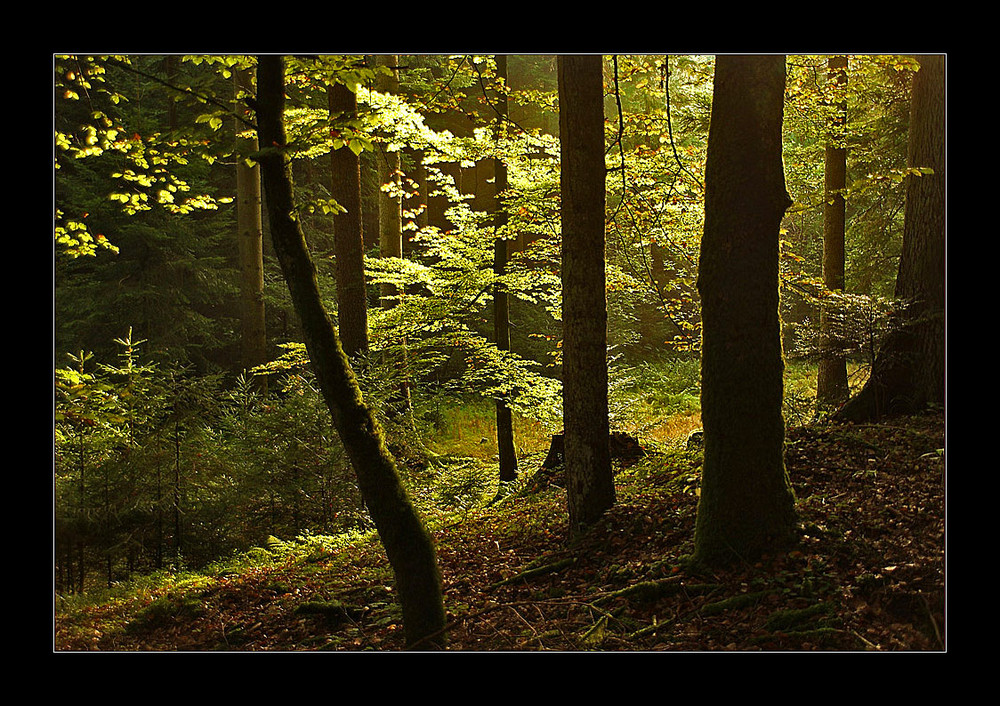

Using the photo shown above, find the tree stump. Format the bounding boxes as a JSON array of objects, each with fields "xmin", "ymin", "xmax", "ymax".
[{"xmin": 524, "ymin": 431, "xmax": 646, "ymax": 493}]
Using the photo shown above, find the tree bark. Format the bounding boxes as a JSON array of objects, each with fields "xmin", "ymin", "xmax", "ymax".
[
  {"xmin": 836, "ymin": 55, "xmax": 945, "ymax": 422},
  {"xmin": 235, "ymin": 67, "xmax": 268, "ymax": 384},
  {"xmin": 493, "ymin": 55, "xmax": 518, "ymax": 483},
  {"xmin": 328, "ymin": 79, "xmax": 370, "ymax": 359},
  {"xmin": 255, "ymin": 56, "xmax": 446, "ymax": 649},
  {"xmin": 693, "ymin": 55, "xmax": 798, "ymax": 566},
  {"xmin": 817, "ymin": 55, "xmax": 850, "ymax": 407},
  {"xmin": 558, "ymin": 55, "xmax": 615, "ymax": 535},
  {"xmin": 374, "ymin": 54, "xmax": 412, "ymax": 416},
  {"xmin": 376, "ymin": 54, "xmax": 404, "ymax": 310}
]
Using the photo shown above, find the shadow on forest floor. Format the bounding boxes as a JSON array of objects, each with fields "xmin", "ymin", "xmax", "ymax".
[{"xmin": 54, "ymin": 411, "xmax": 945, "ymax": 652}]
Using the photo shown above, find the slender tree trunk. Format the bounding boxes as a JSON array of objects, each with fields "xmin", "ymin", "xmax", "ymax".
[
  {"xmin": 493, "ymin": 55, "xmax": 518, "ymax": 483},
  {"xmin": 836, "ymin": 55, "xmax": 945, "ymax": 421},
  {"xmin": 376, "ymin": 54, "xmax": 404, "ymax": 310},
  {"xmin": 558, "ymin": 55, "xmax": 615, "ymax": 535},
  {"xmin": 817, "ymin": 55, "xmax": 850, "ymax": 407},
  {"xmin": 235, "ymin": 67, "xmax": 268, "ymax": 386},
  {"xmin": 693, "ymin": 55, "xmax": 798, "ymax": 566},
  {"xmin": 173, "ymin": 415, "xmax": 181, "ymax": 565},
  {"xmin": 328, "ymin": 79, "xmax": 370, "ymax": 359},
  {"xmin": 77, "ymin": 424, "xmax": 87, "ymax": 592},
  {"xmin": 375, "ymin": 54, "xmax": 412, "ymax": 416},
  {"xmin": 255, "ymin": 56, "xmax": 446, "ymax": 649}
]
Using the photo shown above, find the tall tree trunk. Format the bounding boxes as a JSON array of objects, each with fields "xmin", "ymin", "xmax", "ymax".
[
  {"xmin": 558, "ymin": 55, "xmax": 615, "ymax": 535},
  {"xmin": 836, "ymin": 55, "xmax": 945, "ymax": 422},
  {"xmin": 376, "ymin": 54, "xmax": 404, "ymax": 310},
  {"xmin": 817, "ymin": 55, "xmax": 850, "ymax": 408},
  {"xmin": 693, "ymin": 55, "xmax": 798, "ymax": 566},
  {"xmin": 328, "ymin": 79, "xmax": 370, "ymax": 359},
  {"xmin": 255, "ymin": 56, "xmax": 446, "ymax": 649},
  {"xmin": 493, "ymin": 55, "xmax": 518, "ymax": 483},
  {"xmin": 235, "ymin": 67, "xmax": 268, "ymax": 385},
  {"xmin": 375, "ymin": 54, "xmax": 412, "ymax": 415}
]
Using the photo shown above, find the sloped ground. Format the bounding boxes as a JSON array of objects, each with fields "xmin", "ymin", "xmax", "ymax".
[{"xmin": 54, "ymin": 412, "xmax": 945, "ymax": 652}]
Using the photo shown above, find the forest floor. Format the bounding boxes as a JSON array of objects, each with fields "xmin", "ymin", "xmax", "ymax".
[{"xmin": 54, "ymin": 411, "xmax": 945, "ymax": 652}]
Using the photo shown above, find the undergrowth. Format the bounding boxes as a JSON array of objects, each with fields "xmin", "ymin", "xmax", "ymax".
[{"xmin": 55, "ymin": 359, "xmax": 937, "ymax": 653}]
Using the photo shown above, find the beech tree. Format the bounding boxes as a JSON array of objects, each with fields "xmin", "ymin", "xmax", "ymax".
[
  {"xmin": 234, "ymin": 66, "xmax": 268, "ymax": 385},
  {"xmin": 693, "ymin": 55, "xmax": 798, "ymax": 566},
  {"xmin": 376, "ymin": 54, "xmax": 404, "ymax": 310},
  {"xmin": 558, "ymin": 54, "xmax": 615, "ymax": 535},
  {"xmin": 328, "ymin": 75, "xmax": 370, "ymax": 359},
  {"xmin": 254, "ymin": 55, "xmax": 446, "ymax": 649},
  {"xmin": 817, "ymin": 55, "xmax": 850, "ymax": 407},
  {"xmin": 836, "ymin": 54, "xmax": 945, "ymax": 422},
  {"xmin": 493, "ymin": 54, "xmax": 518, "ymax": 483}
]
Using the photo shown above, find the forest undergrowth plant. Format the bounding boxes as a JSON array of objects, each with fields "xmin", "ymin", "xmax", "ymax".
[{"xmin": 608, "ymin": 354, "xmax": 702, "ymax": 446}]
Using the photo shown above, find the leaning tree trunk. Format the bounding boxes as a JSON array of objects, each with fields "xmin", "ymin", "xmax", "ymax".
[
  {"xmin": 558, "ymin": 54, "xmax": 615, "ymax": 535},
  {"xmin": 693, "ymin": 55, "xmax": 798, "ymax": 566},
  {"xmin": 836, "ymin": 55, "xmax": 945, "ymax": 422},
  {"xmin": 255, "ymin": 56, "xmax": 446, "ymax": 649}
]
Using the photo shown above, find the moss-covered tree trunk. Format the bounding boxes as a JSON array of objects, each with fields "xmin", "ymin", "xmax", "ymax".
[
  {"xmin": 558, "ymin": 54, "xmax": 615, "ymax": 535},
  {"xmin": 255, "ymin": 56, "xmax": 445, "ymax": 649},
  {"xmin": 836, "ymin": 54, "xmax": 945, "ymax": 422},
  {"xmin": 693, "ymin": 55, "xmax": 798, "ymax": 566},
  {"xmin": 328, "ymin": 79, "xmax": 370, "ymax": 360}
]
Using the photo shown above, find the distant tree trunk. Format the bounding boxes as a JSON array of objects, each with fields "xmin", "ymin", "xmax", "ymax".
[
  {"xmin": 376, "ymin": 54, "xmax": 404, "ymax": 310},
  {"xmin": 494, "ymin": 55, "xmax": 518, "ymax": 483},
  {"xmin": 693, "ymin": 55, "xmax": 798, "ymax": 566},
  {"xmin": 328, "ymin": 79, "xmax": 370, "ymax": 359},
  {"xmin": 836, "ymin": 55, "xmax": 945, "ymax": 422},
  {"xmin": 375, "ymin": 54, "xmax": 412, "ymax": 415},
  {"xmin": 235, "ymin": 67, "xmax": 268, "ymax": 387},
  {"xmin": 256, "ymin": 56, "xmax": 446, "ymax": 649},
  {"xmin": 817, "ymin": 55, "xmax": 850, "ymax": 408},
  {"xmin": 557, "ymin": 54, "xmax": 615, "ymax": 535}
]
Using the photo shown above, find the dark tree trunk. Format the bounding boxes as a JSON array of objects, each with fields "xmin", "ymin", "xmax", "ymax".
[
  {"xmin": 494, "ymin": 55, "xmax": 518, "ymax": 483},
  {"xmin": 328, "ymin": 80, "xmax": 370, "ymax": 359},
  {"xmin": 836, "ymin": 55, "xmax": 945, "ymax": 422},
  {"xmin": 817, "ymin": 55, "xmax": 850, "ymax": 407},
  {"xmin": 255, "ymin": 56, "xmax": 446, "ymax": 649},
  {"xmin": 693, "ymin": 55, "xmax": 798, "ymax": 566},
  {"xmin": 557, "ymin": 54, "xmax": 615, "ymax": 535}
]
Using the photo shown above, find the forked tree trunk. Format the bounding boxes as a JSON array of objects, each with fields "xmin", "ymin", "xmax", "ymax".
[
  {"xmin": 255, "ymin": 56, "xmax": 446, "ymax": 649},
  {"xmin": 558, "ymin": 54, "xmax": 615, "ymax": 535},
  {"xmin": 693, "ymin": 55, "xmax": 798, "ymax": 566}
]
